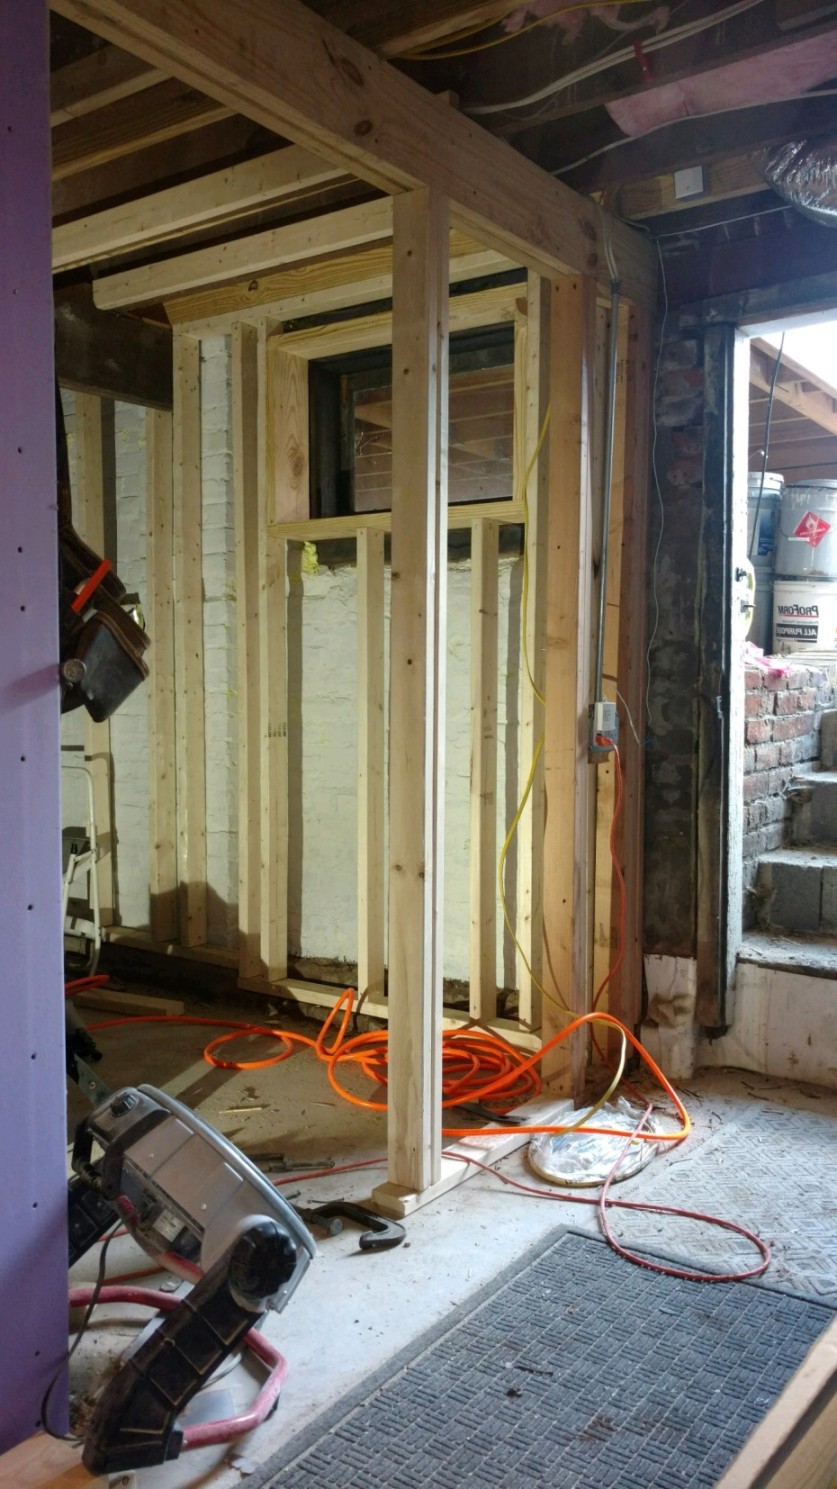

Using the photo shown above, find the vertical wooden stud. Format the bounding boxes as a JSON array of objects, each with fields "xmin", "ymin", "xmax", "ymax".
[
  {"xmin": 541, "ymin": 275, "xmax": 597, "ymax": 1099},
  {"xmin": 259, "ymin": 324, "xmax": 289, "ymax": 981},
  {"xmin": 172, "ymin": 330, "xmax": 207, "ymax": 945},
  {"xmin": 146, "ymin": 407, "xmax": 178, "ymax": 942},
  {"xmin": 357, "ymin": 526, "xmax": 386, "ymax": 1004},
  {"xmin": 373, "ymin": 188, "xmax": 449, "ymax": 1207},
  {"xmin": 592, "ymin": 305, "xmax": 629, "ymax": 1015},
  {"xmin": 232, "ymin": 323, "xmax": 262, "ymax": 977},
  {"xmin": 515, "ymin": 278, "xmax": 551, "ymax": 1029},
  {"xmin": 271, "ymin": 348, "xmax": 309, "ymax": 523},
  {"xmin": 75, "ymin": 392, "xmax": 116, "ymax": 926},
  {"xmin": 470, "ymin": 518, "xmax": 498, "ymax": 1020},
  {"xmin": 608, "ymin": 305, "xmax": 652, "ymax": 1041}
]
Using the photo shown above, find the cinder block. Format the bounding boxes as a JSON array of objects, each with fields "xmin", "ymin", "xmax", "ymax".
[
  {"xmin": 820, "ymin": 711, "xmax": 837, "ymax": 769},
  {"xmin": 758, "ymin": 853, "xmax": 822, "ymax": 932},
  {"xmin": 792, "ymin": 775, "xmax": 837, "ymax": 846}
]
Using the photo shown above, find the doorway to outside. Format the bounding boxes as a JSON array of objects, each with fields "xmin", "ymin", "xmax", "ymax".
[{"xmin": 730, "ymin": 312, "xmax": 837, "ymax": 983}]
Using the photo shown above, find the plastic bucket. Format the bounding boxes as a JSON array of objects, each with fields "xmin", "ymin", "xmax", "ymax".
[
  {"xmin": 775, "ymin": 480, "xmax": 837, "ymax": 579},
  {"xmin": 747, "ymin": 471, "xmax": 783, "ymax": 565},
  {"xmin": 773, "ymin": 578, "xmax": 837, "ymax": 653},
  {"xmin": 749, "ymin": 566, "xmax": 773, "ymax": 653}
]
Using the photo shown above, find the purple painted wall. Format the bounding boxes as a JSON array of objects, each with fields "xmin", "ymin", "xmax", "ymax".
[{"xmin": 0, "ymin": 0, "xmax": 70, "ymax": 1449}]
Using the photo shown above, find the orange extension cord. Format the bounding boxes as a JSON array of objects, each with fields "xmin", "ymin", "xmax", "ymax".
[{"xmin": 87, "ymin": 995, "xmax": 689, "ymax": 1146}]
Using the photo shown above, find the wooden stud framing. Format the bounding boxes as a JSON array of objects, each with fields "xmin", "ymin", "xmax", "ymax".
[
  {"xmin": 372, "ymin": 188, "xmax": 449, "ymax": 1211},
  {"xmin": 470, "ymin": 518, "xmax": 499, "ymax": 1020},
  {"xmin": 50, "ymin": 0, "xmax": 656, "ymax": 303},
  {"xmin": 269, "ymin": 499, "xmax": 523, "ymax": 543},
  {"xmin": 145, "ymin": 407, "xmax": 178, "ymax": 942},
  {"xmin": 74, "ymin": 392, "xmax": 116, "ymax": 927},
  {"xmin": 607, "ymin": 307, "xmax": 652, "ymax": 1039},
  {"xmin": 232, "ymin": 323, "xmax": 262, "ymax": 978},
  {"xmin": 93, "ymin": 196, "xmax": 395, "ymax": 311},
  {"xmin": 592, "ymin": 305, "xmax": 629, "ymax": 1018},
  {"xmin": 273, "ymin": 281, "xmax": 518, "ymax": 363},
  {"xmin": 53, "ymin": 145, "xmax": 348, "ymax": 270},
  {"xmin": 172, "ymin": 330, "xmax": 207, "ymax": 946},
  {"xmin": 541, "ymin": 275, "xmax": 597, "ymax": 1097},
  {"xmin": 270, "ymin": 347, "xmax": 310, "ymax": 524},
  {"xmin": 258, "ymin": 323, "xmax": 290, "ymax": 981},
  {"xmin": 515, "ymin": 278, "xmax": 551, "ymax": 1029},
  {"xmin": 357, "ymin": 528, "xmax": 386, "ymax": 1005}
]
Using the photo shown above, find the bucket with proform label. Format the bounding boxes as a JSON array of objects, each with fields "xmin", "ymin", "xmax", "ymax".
[{"xmin": 773, "ymin": 578, "xmax": 837, "ymax": 654}]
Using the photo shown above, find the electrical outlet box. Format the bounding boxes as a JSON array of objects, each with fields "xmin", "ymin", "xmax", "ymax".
[
  {"xmin": 591, "ymin": 700, "xmax": 619, "ymax": 755},
  {"xmin": 673, "ymin": 166, "xmax": 706, "ymax": 201}
]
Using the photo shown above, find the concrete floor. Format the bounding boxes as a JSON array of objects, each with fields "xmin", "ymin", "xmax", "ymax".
[{"xmin": 65, "ymin": 983, "xmax": 837, "ymax": 1488}]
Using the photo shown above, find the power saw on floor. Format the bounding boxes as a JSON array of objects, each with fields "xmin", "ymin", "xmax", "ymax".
[{"xmin": 67, "ymin": 1083, "xmax": 316, "ymax": 1475}]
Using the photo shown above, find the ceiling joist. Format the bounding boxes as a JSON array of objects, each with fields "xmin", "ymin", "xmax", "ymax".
[
  {"xmin": 751, "ymin": 339, "xmax": 837, "ymax": 437},
  {"xmin": 48, "ymin": 0, "xmax": 656, "ymax": 303},
  {"xmin": 92, "ymin": 194, "xmax": 396, "ymax": 308},
  {"xmin": 51, "ymin": 76, "xmax": 231, "ymax": 179},
  {"xmin": 53, "ymin": 145, "xmax": 352, "ymax": 270},
  {"xmin": 50, "ymin": 43, "xmax": 163, "ymax": 125}
]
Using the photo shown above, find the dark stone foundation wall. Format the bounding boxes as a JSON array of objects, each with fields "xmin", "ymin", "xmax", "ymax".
[
  {"xmin": 643, "ymin": 313, "xmax": 705, "ymax": 958},
  {"xmin": 743, "ymin": 662, "xmax": 835, "ymax": 930}
]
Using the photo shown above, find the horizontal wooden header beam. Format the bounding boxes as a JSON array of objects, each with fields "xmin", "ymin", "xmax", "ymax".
[
  {"xmin": 274, "ymin": 279, "xmax": 519, "ymax": 359},
  {"xmin": 269, "ymin": 495, "xmax": 523, "ymax": 541},
  {"xmin": 50, "ymin": 0, "xmax": 656, "ymax": 304},
  {"xmin": 166, "ymin": 233, "xmax": 516, "ymax": 333}
]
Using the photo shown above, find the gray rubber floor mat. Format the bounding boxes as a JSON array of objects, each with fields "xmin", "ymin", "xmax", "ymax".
[{"xmin": 252, "ymin": 1228, "xmax": 834, "ymax": 1489}]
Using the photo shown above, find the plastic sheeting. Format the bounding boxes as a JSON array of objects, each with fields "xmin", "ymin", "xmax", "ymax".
[
  {"xmin": 528, "ymin": 1097, "xmax": 665, "ymax": 1187},
  {"xmin": 762, "ymin": 139, "xmax": 837, "ymax": 227}
]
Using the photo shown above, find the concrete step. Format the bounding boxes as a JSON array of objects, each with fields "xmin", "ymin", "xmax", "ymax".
[
  {"xmin": 738, "ymin": 927, "xmax": 837, "ymax": 980},
  {"xmin": 756, "ymin": 844, "xmax": 837, "ymax": 933},
  {"xmin": 789, "ymin": 770, "xmax": 837, "ymax": 846},
  {"xmin": 821, "ymin": 710, "xmax": 837, "ymax": 770}
]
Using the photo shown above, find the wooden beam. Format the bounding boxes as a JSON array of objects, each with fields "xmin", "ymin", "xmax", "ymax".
[
  {"xmin": 232, "ymin": 323, "xmax": 262, "ymax": 978},
  {"xmin": 92, "ymin": 196, "xmax": 395, "ymax": 310},
  {"xmin": 372, "ymin": 189, "xmax": 449, "ymax": 1213},
  {"xmin": 166, "ymin": 232, "xmax": 514, "ymax": 332},
  {"xmin": 258, "ymin": 324, "xmax": 290, "ymax": 980},
  {"xmin": 470, "ymin": 518, "xmax": 499, "ymax": 1021},
  {"xmin": 515, "ymin": 278, "xmax": 550, "ymax": 1030},
  {"xmin": 49, "ymin": 0, "xmax": 656, "ymax": 304},
  {"xmin": 54, "ymin": 286, "xmax": 172, "ymax": 410},
  {"xmin": 53, "ymin": 146, "xmax": 349, "ymax": 271},
  {"xmin": 541, "ymin": 275, "xmax": 597, "ymax": 1098},
  {"xmin": 269, "ymin": 497, "xmax": 523, "ymax": 541},
  {"xmin": 51, "ymin": 77, "xmax": 231, "ymax": 180},
  {"xmin": 357, "ymin": 528, "xmax": 386, "ymax": 1003},
  {"xmin": 146, "ymin": 407, "xmax": 178, "ymax": 943},
  {"xmin": 270, "ymin": 348, "xmax": 309, "ymax": 523},
  {"xmin": 618, "ymin": 152, "xmax": 765, "ymax": 222},
  {"xmin": 312, "ymin": 0, "xmax": 522, "ymax": 57},
  {"xmin": 74, "ymin": 393, "xmax": 115, "ymax": 927},
  {"xmin": 750, "ymin": 339, "xmax": 837, "ymax": 436},
  {"xmin": 172, "ymin": 331, "xmax": 207, "ymax": 946},
  {"xmin": 52, "ymin": 115, "xmax": 259, "ymax": 220},
  {"xmin": 275, "ymin": 281, "xmax": 519, "ymax": 361},
  {"xmin": 716, "ymin": 1314, "xmax": 837, "ymax": 1489},
  {"xmin": 607, "ymin": 306, "xmax": 651, "ymax": 1044},
  {"xmin": 50, "ymin": 45, "xmax": 163, "ymax": 125}
]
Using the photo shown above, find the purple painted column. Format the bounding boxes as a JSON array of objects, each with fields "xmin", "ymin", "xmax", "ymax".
[{"xmin": 0, "ymin": 0, "xmax": 70, "ymax": 1449}]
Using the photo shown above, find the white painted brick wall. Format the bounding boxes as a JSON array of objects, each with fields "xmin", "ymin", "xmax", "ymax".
[{"xmin": 290, "ymin": 552, "xmax": 523, "ymax": 984}]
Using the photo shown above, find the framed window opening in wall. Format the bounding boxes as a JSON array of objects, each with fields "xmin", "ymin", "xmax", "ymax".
[{"xmin": 309, "ymin": 325, "xmax": 515, "ymax": 519}]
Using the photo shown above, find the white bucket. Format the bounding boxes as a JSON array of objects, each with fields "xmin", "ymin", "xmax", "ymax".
[
  {"xmin": 775, "ymin": 480, "xmax": 837, "ymax": 580},
  {"xmin": 747, "ymin": 471, "xmax": 783, "ymax": 565},
  {"xmin": 773, "ymin": 578, "xmax": 837, "ymax": 653}
]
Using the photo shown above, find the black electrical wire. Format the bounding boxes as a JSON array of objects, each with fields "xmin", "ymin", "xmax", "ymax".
[
  {"xmin": 40, "ymin": 1226, "xmax": 117, "ymax": 1443},
  {"xmin": 749, "ymin": 332, "xmax": 786, "ymax": 561}
]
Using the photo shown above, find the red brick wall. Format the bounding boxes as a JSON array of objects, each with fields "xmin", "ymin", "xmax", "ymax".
[{"xmin": 743, "ymin": 661, "xmax": 835, "ymax": 928}]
